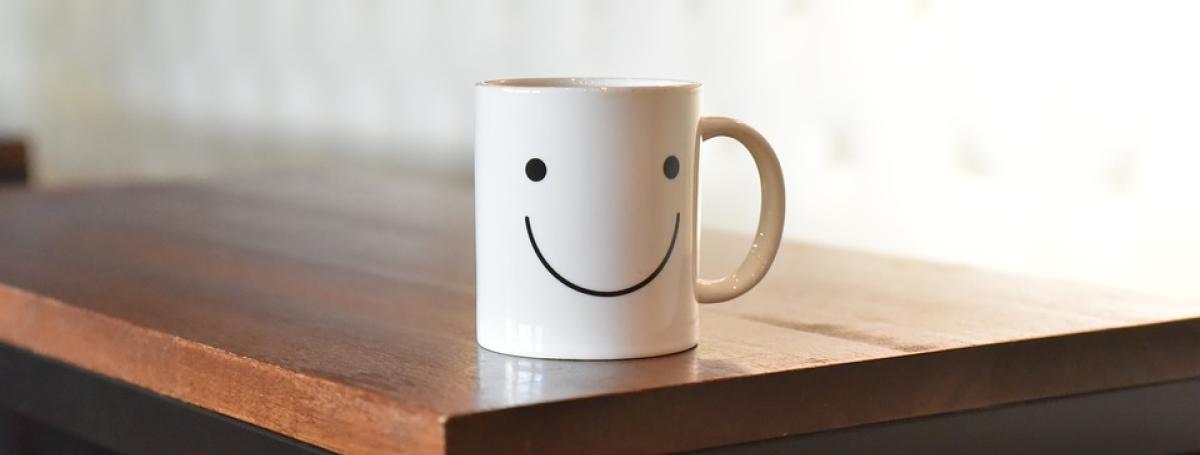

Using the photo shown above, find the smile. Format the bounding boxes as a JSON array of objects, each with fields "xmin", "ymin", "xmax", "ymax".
[{"xmin": 524, "ymin": 213, "xmax": 680, "ymax": 297}]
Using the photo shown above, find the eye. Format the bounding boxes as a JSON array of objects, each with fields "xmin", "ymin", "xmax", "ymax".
[
  {"xmin": 525, "ymin": 158, "xmax": 547, "ymax": 182},
  {"xmin": 663, "ymin": 155, "xmax": 680, "ymax": 179}
]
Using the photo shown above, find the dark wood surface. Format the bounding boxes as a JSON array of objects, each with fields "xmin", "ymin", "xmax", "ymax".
[
  {"xmin": 1, "ymin": 173, "xmax": 1198, "ymax": 454},
  {"xmin": 5, "ymin": 339, "xmax": 1199, "ymax": 455},
  {"xmin": 0, "ymin": 342, "xmax": 330, "ymax": 455},
  {"xmin": 700, "ymin": 378, "xmax": 1200, "ymax": 454},
  {"xmin": 0, "ymin": 137, "xmax": 28, "ymax": 184}
]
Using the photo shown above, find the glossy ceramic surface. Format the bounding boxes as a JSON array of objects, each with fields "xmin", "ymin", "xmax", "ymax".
[{"xmin": 475, "ymin": 77, "xmax": 784, "ymax": 359}]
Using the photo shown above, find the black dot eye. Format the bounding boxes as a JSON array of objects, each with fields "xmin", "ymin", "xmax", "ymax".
[
  {"xmin": 663, "ymin": 155, "xmax": 680, "ymax": 179},
  {"xmin": 525, "ymin": 158, "xmax": 546, "ymax": 182}
]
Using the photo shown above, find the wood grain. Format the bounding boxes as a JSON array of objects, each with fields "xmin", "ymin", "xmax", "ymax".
[{"xmin": 0, "ymin": 173, "xmax": 1198, "ymax": 454}]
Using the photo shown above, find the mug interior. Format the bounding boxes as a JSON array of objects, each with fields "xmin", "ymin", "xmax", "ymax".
[{"xmin": 480, "ymin": 77, "xmax": 700, "ymax": 91}]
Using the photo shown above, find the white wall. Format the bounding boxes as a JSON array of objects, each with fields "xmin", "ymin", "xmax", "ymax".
[
  {"xmin": 0, "ymin": 0, "xmax": 28, "ymax": 133},
  {"xmin": 3, "ymin": 0, "xmax": 1199, "ymax": 299}
]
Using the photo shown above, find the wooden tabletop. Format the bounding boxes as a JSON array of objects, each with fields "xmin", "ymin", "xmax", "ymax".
[{"xmin": 1, "ymin": 174, "xmax": 1198, "ymax": 454}]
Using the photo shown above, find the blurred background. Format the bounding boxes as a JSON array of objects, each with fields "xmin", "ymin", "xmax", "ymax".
[{"xmin": 0, "ymin": 0, "xmax": 1197, "ymax": 299}]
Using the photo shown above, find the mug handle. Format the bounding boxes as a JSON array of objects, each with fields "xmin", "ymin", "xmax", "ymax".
[{"xmin": 695, "ymin": 116, "xmax": 786, "ymax": 304}]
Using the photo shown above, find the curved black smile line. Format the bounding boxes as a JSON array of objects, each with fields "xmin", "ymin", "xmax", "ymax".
[{"xmin": 525, "ymin": 213, "xmax": 680, "ymax": 297}]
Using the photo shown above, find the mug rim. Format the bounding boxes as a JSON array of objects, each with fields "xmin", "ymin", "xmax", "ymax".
[{"xmin": 478, "ymin": 77, "xmax": 701, "ymax": 92}]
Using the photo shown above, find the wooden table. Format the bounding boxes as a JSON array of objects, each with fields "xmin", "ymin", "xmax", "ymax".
[{"xmin": 1, "ymin": 174, "xmax": 1198, "ymax": 454}]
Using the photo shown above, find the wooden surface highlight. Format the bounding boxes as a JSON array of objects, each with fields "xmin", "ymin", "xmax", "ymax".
[{"xmin": 1, "ymin": 174, "xmax": 1198, "ymax": 453}]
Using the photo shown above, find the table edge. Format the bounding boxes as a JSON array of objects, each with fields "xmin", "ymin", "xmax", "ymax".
[{"xmin": 0, "ymin": 284, "xmax": 445, "ymax": 454}]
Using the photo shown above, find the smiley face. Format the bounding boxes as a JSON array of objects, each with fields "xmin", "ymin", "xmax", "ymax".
[{"xmin": 523, "ymin": 155, "xmax": 682, "ymax": 297}]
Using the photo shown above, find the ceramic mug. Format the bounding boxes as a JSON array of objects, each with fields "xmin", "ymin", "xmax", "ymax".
[{"xmin": 475, "ymin": 77, "xmax": 785, "ymax": 359}]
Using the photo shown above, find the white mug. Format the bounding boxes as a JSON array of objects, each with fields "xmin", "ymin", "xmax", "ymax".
[{"xmin": 475, "ymin": 77, "xmax": 785, "ymax": 359}]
